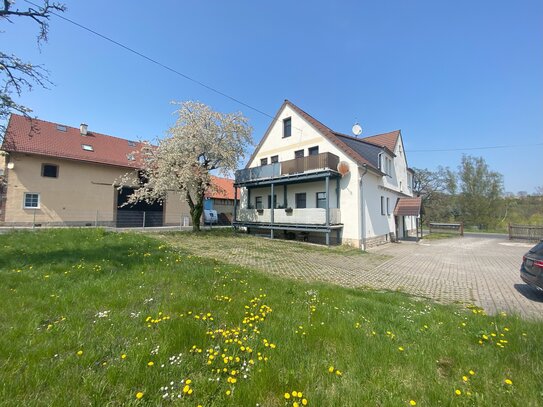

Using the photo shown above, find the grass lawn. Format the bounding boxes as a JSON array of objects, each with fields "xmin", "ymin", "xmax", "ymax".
[{"xmin": 1, "ymin": 229, "xmax": 542, "ymax": 406}]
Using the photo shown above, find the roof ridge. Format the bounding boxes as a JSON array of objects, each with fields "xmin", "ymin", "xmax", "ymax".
[{"xmin": 9, "ymin": 113, "xmax": 141, "ymax": 144}]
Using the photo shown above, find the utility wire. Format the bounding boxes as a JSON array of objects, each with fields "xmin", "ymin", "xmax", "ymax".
[
  {"xmin": 23, "ymin": 0, "xmax": 274, "ymax": 120},
  {"xmin": 407, "ymin": 143, "xmax": 543, "ymax": 153},
  {"xmin": 23, "ymin": 0, "xmax": 543, "ymax": 155}
]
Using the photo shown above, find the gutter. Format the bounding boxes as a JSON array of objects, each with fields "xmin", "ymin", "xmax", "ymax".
[{"xmin": 359, "ymin": 164, "xmax": 368, "ymax": 251}]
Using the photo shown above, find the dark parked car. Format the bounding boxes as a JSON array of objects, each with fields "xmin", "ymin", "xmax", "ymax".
[{"xmin": 520, "ymin": 240, "xmax": 543, "ymax": 291}]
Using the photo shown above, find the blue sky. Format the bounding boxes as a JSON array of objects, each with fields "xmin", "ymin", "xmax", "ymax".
[{"xmin": 3, "ymin": 0, "xmax": 542, "ymax": 193}]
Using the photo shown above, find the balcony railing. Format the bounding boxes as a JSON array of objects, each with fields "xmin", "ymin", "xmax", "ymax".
[
  {"xmin": 281, "ymin": 152, "xmax": 339, "ymax": 176},
  {"xmin": 236, "ymin": 208, "xmax": 341, "ymax": 225},
  {"xmin": 235, "ymin": 152, "xmax": 339, "ymax": 184}
]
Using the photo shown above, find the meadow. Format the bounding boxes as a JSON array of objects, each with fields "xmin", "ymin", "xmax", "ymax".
[{"xmin": 1, "ymin": 228, "xmax": 542, "ymax": 406}]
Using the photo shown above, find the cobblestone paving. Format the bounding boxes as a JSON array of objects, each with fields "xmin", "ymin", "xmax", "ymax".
[{"xmin": 157, "ymin": 232, "xmax": 543, "ymax": 319}]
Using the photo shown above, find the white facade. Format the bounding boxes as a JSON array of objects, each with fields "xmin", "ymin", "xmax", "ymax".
[{"xmin": 234, "ymin": 101, "xmax": 419, "ymax": 248}]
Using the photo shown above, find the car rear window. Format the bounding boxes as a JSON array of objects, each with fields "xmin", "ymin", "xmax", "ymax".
[{"xmin": 529, "ymin": 240, "xmax": 543, "ymax": 255}]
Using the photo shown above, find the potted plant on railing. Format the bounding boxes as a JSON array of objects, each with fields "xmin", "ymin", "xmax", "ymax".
[{"xmin": 284, "ymin": 207, "xmax": 293, "ymax": 214}]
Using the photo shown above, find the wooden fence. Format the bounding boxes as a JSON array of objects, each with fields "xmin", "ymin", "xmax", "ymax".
[
  {"xmin": 508, "ymin": 224, "xmax": 543, "ymax": 241},
  {"xmin": 429, "ymin": 222, "xmax": 464, "ymax": 236}
]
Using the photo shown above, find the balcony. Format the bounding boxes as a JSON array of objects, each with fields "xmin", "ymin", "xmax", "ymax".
[
  {"xmin": 235, "ymin": 152, "xmax": 339, "ymax": 186},
  {"xmin": 236, "ymin": 208, "xmax": 341, "ymax": 226}
]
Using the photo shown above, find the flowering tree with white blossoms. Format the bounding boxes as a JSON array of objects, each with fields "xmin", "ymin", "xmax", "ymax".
[{"xmin": 121, "ymin": 101, "xmax": 252, "ymax": 231}]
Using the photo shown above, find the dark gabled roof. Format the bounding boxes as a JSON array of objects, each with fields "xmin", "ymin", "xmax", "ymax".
[
  {"xmin": 332, "ymin": 132, "xmax": 385, "ymax": 170},
  {"xmin": 2, "ymin": 114, "xmax": 142, "ymax": 168},
  {"xmin": 249, "ymin": 100, "xmax": 402, "ymax": 174},
  {"xmin": 394, "ymin": 197, "xmax": 422, "ymax": 216}
]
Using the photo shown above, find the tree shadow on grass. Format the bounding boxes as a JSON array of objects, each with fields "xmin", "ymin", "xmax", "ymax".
[
  {"xmin": 0, "ymin": 229, "xmax": 190, "ymax": 272},
  {"xmin": 514, "ymin": 283, "xmax": 543, "ymax": 303}
]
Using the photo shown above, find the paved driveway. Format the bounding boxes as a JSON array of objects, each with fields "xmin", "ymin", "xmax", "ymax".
[
  {"xmin": 367, "ymin": 236, "xmax": 543, "ymax": 319},
  {"xmin": 158, "ymin": 233, "xmax": 543, "ymax": 319}
]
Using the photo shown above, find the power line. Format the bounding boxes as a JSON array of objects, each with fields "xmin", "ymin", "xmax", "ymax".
[
  {"xmin": 22, "ymin": 1, "xmax": 543, "ymax": 156},
  {"xmin": 23, "ymin": 0, "xmax": 274, "ymax": 120},
  {"xmin": 407, "ymin": 143, "xmax": 543, "ymax": 153}
]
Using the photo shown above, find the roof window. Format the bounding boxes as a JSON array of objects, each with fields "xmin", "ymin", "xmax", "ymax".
[
  {"xmin": 82, "ymin": 144, "xmax": 94, "ymax": 152},
  {"xmin": 127, "ymin": 140, "xmax": 136, "ymax": 147},
  {"xmin": 127, "ymin": 153, "xmax": 135, "ymax": 161},
  {"xmin": 56, "ymin": 124, "xmax": 67, "ymax": 132}
]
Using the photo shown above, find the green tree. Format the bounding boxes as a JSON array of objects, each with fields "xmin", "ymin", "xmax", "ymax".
[
  {"xmin": 457, "ymin": 155, "xmax": 503, "ymax": 229},
  {"xmin": 119, "ymin": 101, "xmax": 253, "ymax": 231},
  {"xmin": 412, "ymin": 166, "xmax": 457, "ymax": 225}
]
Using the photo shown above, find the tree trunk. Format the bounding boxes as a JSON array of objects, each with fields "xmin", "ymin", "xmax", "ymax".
[{"xmin": 186, "ymin": 189, "xmax": 205, "ymax": 232}]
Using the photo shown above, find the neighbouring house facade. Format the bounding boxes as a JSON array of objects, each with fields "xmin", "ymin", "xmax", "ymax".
[
  {"xmin": 204, "ymin": 176, "xmax": 239, "ymax": 224},
  {"xmin": 233, "ymin": 100, "xmax": 421, "ymax": 248},
  {"xmin": 0, "ymin": 114, "xmax": 228, "ymax": 228}
]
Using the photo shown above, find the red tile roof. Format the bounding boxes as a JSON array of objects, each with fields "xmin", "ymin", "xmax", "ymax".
[
  {"xmin": 2, "ymin": 114, "xmax": 235, "ymax": 196},
  {"xmin": 2, "ymin": 114, "xmax": 142, "ymax": 169},
  {"xmin": 362, "ymin": 130, "xmax": 400, "ymax": 152},
  {"xmin": 393, "ymin": 197, "xmax": 422, "ymax": 216},
  {"xmin": 208, "ymin": 176, "xmax": 236, "ymax": 200}
]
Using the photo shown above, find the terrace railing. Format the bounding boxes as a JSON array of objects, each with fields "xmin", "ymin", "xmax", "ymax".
[
  {"xmin": 235, "ymin": 152, "xmax": 339, "ymax": 184},
  {"xmin": 236, "ymin": 208, "xmax": 341, "ymax": 225}
]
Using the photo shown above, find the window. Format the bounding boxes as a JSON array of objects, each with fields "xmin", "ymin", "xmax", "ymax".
[
  {"xmin": 308, "ymin": 146, "xmax": 319, "ymax": 156},
  {"xmin": 283, "ymin": 117, "xmax": 292, "ymax": 138},
  {"xmin": 24, "ymin": 193, "xmax": 40, "ymax": 209},
  {"xmin": 255, "ymin": 196, "xmax": 263, "ymax": 210},
  {"xmin": 316, "ymin": 192, "xmax": 327, "ymax": 209},
  {"xmin": 127, "ymin": 153, "xmax": 135, "ymax": 161},
  {"xmin": 295, "ymin": 193, "xmax": 306, "ymax": 209},
  {"xmin": 260, "ymin": 158, "xmax": 268, "ymax": 166},
  {"xmin": 270, "ymin": 155, "xmax": 279, "ymax": 163},
  {"xmin": 379, "ymin": 154, "xmax": 393, "ymax": 176},
  {"xmin": 82, "ymin": 144, "xmax": 94, "ymax": 151},
  {"xmin": 56, "ymin": 124, "xmax": 67, "ymax": 132},
  {"xmin": 267, "ymin": 195, "xmax": 277, "ymax": 209},
  {"xmin": 41, "ymin": 164, "xmax": 58, "ymax": 178},
  {"xmin": 127, "ymin": 140, "xmax": 137, "ymax": 147},
  {"xmin": 380, "ymin": 196, "xmax": 385, "ymax": 215},
  {"xmin": 294, "ymin": 149, "xmax": 304, "ymax": 159},
  {"xmin": 386, "ymin": 197, "xmax": 390, "ymax": 215}
]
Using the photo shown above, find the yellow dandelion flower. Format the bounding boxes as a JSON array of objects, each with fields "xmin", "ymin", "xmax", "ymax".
[
  {"xmin": 76, "ymin": 350, "xmax": 83, "ymax": 356},
  {"xmin": 136, "ymin": 391, "xmax": 144, "ymax": 399},
  {"xmin": 398, "ymin": 346, "xmax": 404, "ymax": 352},
  {"xmin": 328, "ymin": 366, "xmax": 334, "ymax": 373},
  {"xmin": 147, "ymin": 361, "xmax": 154, "ymax": 367},
  {"xmin": 302, "ymin": 399, "xmax": 308, "ymax": 406},
  {"xmin": 293, "ymin": 402, "xmax": 300, "ymax": 407},
  {"xmin": 121, "ymin": 354, "xmax": 127, "ymax": 359},
  {"xmin": 410, "ymin": 401, "xmax": 417, "ymax": 406},
  {"xmin": 185, "ymin": 379, "xmax": 192, "ymax": 385},
  {"xmin": 284, "ymin": 393, "xmax": 291, "ymax": 400},
  {"xmin": 292, "ymin": 391, "xmax": 298, "ymax": 397},
  {"xmin": 455, "ymin": 389, "xmax": 462, "ymax": 396},
  {"xmin": 504, "ymin": 379, "xmax": 513, "ymax": 385},
  {"xmin": 183, "ymin": 385, "xmax": 190, "ymax": 394},
  {"xmin": 335, "ymin": 370, "xmax": 342, "ymax": 376},
  {"xmin": 226, "ymin": 390, "xmax": 231, "ymax": 396},
  {"xmin": 462, "ymin": 376, "xmax": 468, "ymax": 382},
  {"xmin": 469, "ymin": 370, "xmax": 475, "ymax": 375}
]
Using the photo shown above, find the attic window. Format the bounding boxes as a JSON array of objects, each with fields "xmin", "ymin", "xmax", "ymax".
[
  {"xmin": 127, "ymin": 153, "xmax": 135, "ymax": 161},
  {"xmin": 82, "ymin": 144, "xmax": 94, "ymax": 152},
  {"xmin": 127, "ymin": 140, "xmax": 136, "ymax": 147},
  {"xmin": 283, "ymin": 117, "xmax": 292, "ymax": 138},
  {"xmin": 56, "ymin": 125, "xmax": 67, "ymax": 132}
]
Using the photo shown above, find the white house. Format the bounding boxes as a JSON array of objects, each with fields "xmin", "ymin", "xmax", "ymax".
[{"xmin": 233, "ymin": 100, "xmax": 421, "ymax": 249}]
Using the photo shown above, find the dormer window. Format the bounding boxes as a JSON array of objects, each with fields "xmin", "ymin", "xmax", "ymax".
[
  {"xmin": 283, "ymin": 117, "xmax": 292, "ymax": 138},
  {"xmin": 128, "ymin": 140, "xmax": 137, "ymax": 147},
  {"xmin": 82, "ymin": 144, "xmax": 94, "ymax": 152},
  {"xmin": 379, "ymin": 153, "xmax": 393, "ymax": 176}
]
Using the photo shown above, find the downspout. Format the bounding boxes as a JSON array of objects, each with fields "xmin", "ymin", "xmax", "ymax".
[{"xmin": 359, "ymin": 165, "xmax": 368, "ymax": 251}]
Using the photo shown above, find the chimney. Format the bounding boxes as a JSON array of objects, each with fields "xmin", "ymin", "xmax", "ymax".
[{"xmin": 80, "ymin": 123, "xmax": 88, "ymax": 136}]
